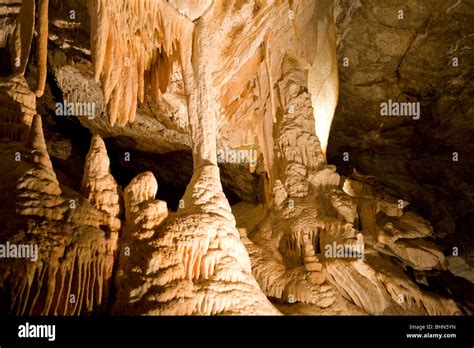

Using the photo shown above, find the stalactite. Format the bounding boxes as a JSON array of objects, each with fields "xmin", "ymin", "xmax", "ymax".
[
  {"xmin": 2, "ymin": 0, "xmax": 49, "ymax": 147},
  {"xmin": 6, "ymin": 0, "xmax": 457, "ymax": 318},
  {"xmin": 263, "ymin": 39, "xmax": 277, "ymax": 124},
  {"xmin": 87, "ymin": 0, "xmax": 194, "ymax": 126},
  {"xmin": 10, "ymin": 0, "xmax": 35, "ymax": 76},
  {"xmin": 88, "ymin": 0, "xmax": 110, "ymax": 81},
  {"xmin": 35, "ymin": 0, "xmax": 49, "ymax": 97},
  {"xmin": 307, "ymin": 0, "xmax": 339, "ymax": 159}
]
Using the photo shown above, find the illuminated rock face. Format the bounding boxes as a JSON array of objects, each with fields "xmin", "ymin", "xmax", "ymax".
[{"xmin": 0, "ymin": 0, "xmax": 468, "ymax": 316}]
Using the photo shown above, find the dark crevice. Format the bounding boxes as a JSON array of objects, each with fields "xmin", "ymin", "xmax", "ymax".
[
  {"xmin": 104, "ymin": 142, "xmax": 192, "ymax": 211},
  {"xmin": 43, "ymin": 74, "xmax": 260, "ymax": 211},
  {"xmin": 42, "ymin": 72, "xmax": 92, "ymax": 191},
  {"xmin": 104, "ymin": 141, "xmax": 257, "ymax": 211},
  {"xmin": 0, "ymin": 47, "xmax": 13, "ymax": 77}
]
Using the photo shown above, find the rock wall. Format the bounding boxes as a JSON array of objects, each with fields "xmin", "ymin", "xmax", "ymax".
[{"xmin": 330, "ymin": 0, "xmax": 474, "ymax": 262}]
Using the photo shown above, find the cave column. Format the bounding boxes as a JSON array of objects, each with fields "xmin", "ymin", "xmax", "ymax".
[{"xmin": 180, "ymin": 18, "xmax": 218, "ymax": 170}]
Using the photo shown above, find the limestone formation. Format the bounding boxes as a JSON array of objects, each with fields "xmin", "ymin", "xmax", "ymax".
[
  {"xmin": 114, "ymin": 166, "xmax": 279, "ymax": 315},
  {"xmin": 34, "ymin": 0, "xmax": 48, "ymax": 97},
  {"xmin": 87, "ymin": 0, "xmax": 194, "ymax": 126},
  {"xmin": 0, "ymin": 0, "xmax": 470, "ymax": 317},
  {"xmin": 9, "ymin": 0, "xmax": 34, "ymax": 75},
  {"xmin": 0, "ymin": 75, "xmax": 36, "ymax": 141},
  {"xmin": 1, "ymin": 114, "xmax": 119, "ymax": 315},
  {"xmin": 81, "ymin": 134, "xmax": 122, "ymax": 229}
]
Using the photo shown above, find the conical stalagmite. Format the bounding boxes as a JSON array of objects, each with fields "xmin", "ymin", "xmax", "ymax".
[
  {"xmin": 113, "ymin": 166, "xmax": 280, "ymax": 315},
  {"xmin": 82, "ymin": 135, "xmax": 122, "ymax": 222},
  {"xmin": 4, "ymin": 123, "xmax": 121, "ymax": 316},
  {"xmin": 0, "ymin": 0, "xmax": 466, "ymax": 318},
  {"xmin": 19, "ymin": 114, "xmax": 61, "ymax": 198},
  {"xmin": 28, "ymin": 113, "xmax": 47, "ymax": 151},
  {"xmin": 101, "ymin": 0, "xmax": 281, "ymax": 315},
  {"xmin": 122, "ymin": 171, "xmax": 167, "ymax": 227},
  {"xmin": 113, "ymin": 171, "xmax": 168, "ymax": 312}
]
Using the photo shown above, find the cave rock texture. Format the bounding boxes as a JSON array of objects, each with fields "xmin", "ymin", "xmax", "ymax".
[{"xmin": 0, "ymin": 0, "xmax": 472, "ymax": 316}]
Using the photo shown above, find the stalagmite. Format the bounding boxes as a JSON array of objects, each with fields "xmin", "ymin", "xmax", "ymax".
[
  {"xmin": 19, "ymin": 114, "xmax": 62, "ymax": 200},
  {"xmin": 106, "ymin": 0, "xmax": 285, "ymax": 315},
  {"xmin": 113, "ymin": 171, "xmax": 169, "ymax": 311},
  {"xmin": 0, "ymin": 0, "xmax": 466, "ymax": 318},
  {"xmin": 81, "ymin": 135, "xmax": 122, "ymax": 224},
  {"xmin": 114, "ymin": 166, "xmax": 280, "ymax": 315},
  {"xmin": 0, "ymin": 107, "xmax": 119, "ymax": 315},
  {"xmin": 28, "ymin": 114, "xmax": 46, "ymax": 152},
  {"xmin": 123, "ymin": 171, "xmax": 167, "ymax": 230},
  {"xmin": 237, "ymin": 43, "xmax": 460, "ymax": 315}
]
